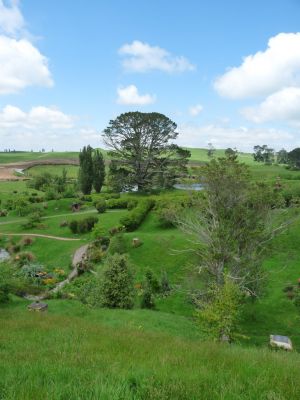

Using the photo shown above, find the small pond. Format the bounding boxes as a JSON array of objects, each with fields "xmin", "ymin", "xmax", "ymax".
[
  {"xmin": 0, "ymin": 248, "xmax": 10, "ymax": 262},
  {"xmin": 173, "ymin": 183, "xmax": 203, "ymax": 191},
  {"xmin": 14, "ymin": 168, "xmax": 24, "ymax": 175}
]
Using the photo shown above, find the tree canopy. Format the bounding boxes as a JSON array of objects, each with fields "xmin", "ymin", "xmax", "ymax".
[
  {"xmin": 253, "ymin": 145, "xmax": 274, "ymax": 164},
  {"xmin": 288, "ymin": 148, "xmax": 300, "ymax": 169},
  {"xmin": 78, "ymin": 145, "xmax": 93, "ymax": 194},
  {"xmin": 103, "ymin": 112, "xmax": 190, "ymax": 191},
  {"xmin": 92, "ymin": 149, "xmax": 105, "ymax": 193},
  {"xmin": 178, "ymin": 156, "xmax": 285, "ymax": 297}
]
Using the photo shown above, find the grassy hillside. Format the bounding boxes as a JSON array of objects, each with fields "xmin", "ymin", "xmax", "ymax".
[
  {"xmin": 1, "ymin": 298, "xmax": 300, "ymax": 400},
  {"xmin": 1, "ymin": 148, "xmax": 300, "ymax": 398},
  {"xmin": 0, "ymin": 151, "xmax": 79, "ymax": 164}
]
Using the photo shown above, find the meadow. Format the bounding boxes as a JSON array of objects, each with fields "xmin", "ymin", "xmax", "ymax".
[{"xmin": 1, "ymin": 148, "xmax": 300, "ymax": 399}]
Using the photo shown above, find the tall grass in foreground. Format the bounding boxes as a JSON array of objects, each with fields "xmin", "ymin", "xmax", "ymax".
[{"xmin": 0, "ymin": 302, "xmax": 300, "ymax": 400}]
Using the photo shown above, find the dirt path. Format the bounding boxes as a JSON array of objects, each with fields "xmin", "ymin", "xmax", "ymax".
[
  {"xmin": 3, "ymin": 233, "xmax": 81, "ymax": 241},
  {"xmin": 0, "ymin": 158, "xmax": 78, "ymax": 180},
  {"xmin": 24, "ymin": 244, "xmax": 89, "ymax": 301},
  {"xmin": 0, "ymin": 209, "xmax": 121, "ymax": 227}
]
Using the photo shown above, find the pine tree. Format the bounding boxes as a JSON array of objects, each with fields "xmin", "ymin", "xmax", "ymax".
[
  {"xmin": 92, "ymin": 149, "xmax": 105, "ymax": 193},
  {"xmin": 78, "ymin": 145, "xmax": 93, "ymax": 194}
]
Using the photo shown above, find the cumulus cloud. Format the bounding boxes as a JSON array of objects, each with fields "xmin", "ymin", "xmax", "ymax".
[
  {"xmin": 117, "ymin": 85, "xmax": 156, "ymax": 105},
  {"xmin": 188, "ymin": 104, "xmax": 203, "ymax": 116},
  {"xmin": 0, "ymin": 104, "xmax": 102, "ymax": 150},
  {"xmin": 242, "ymin": 87, "xmax": 300, "ymax": 125},
  {"xmin": 0, "ymin": 36, "xmax": 53, "ymax": 94},
  {"xmin": 214, "ymin": 33, "xmax": 300, "ymax": 99},
  {"xmin": 0, "ymin": 0, "xmax": 24, "ymax": 36},
  {"xmin": 0, "ymin": 1, "xmax": 53, "ymax": 94},
  {"xmin": 176, "ymin": 123, "xmax": 294, "ymax": 151},
  {"xmin": 0, "ymin": 105, "xmax": 74, "ymax": 129},
  {"xmin": 119, "ymin": 40, "xmax": 195, "ymax": 73}
]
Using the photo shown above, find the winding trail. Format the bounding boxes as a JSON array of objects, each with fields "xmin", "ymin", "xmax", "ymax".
[
  {"xmin": 24, "ymin": 244, "xmax": 89, "ymax": 301},
  {"xmin": 3, "ymin": 233, "xmax": 81, "ymax": 241},
  {"xmin": 0, "ymin": 158, "xmax": 79, "ymax": 180}
]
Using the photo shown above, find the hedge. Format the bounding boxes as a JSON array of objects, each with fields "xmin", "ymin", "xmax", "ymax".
[{"xmin": 119, "ymin": 199, "xmax": 155, "ymax": 231}]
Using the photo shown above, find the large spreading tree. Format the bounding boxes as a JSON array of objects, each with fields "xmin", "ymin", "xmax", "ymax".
[{"xmin": 103, "ymin": 112, "xmax": 190, "ymax": 191}]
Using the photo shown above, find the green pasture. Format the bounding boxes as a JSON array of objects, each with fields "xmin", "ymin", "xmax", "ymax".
[
  {"xmin": 0, "ymin": 298, "xmax": 300, "ymax": 400},
  {"xmin": 25, "ymin": 164, "xmax": 79, "ymax": 179},
  {"xmin": 1, "ymin": 149, "xmax": 300, "ymax": 398}
]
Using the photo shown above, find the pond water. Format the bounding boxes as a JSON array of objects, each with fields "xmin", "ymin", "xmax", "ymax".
[
  {"xmin": 173, "ymin": 183, "xmax": 203, "ymax": 191},
  {"xmin": 0, "ymin": 248, "xmax": 10, "ymax": 262},
  {"xmin": 14, "ymin": 168, "xmax": 24, "ymax": 175},
  {"xmin": 122, "ymin": 183, "xmax": 203, "ymax": 192}
]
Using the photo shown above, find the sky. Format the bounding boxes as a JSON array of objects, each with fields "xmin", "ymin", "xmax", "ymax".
[{"xmin": 0, "ymin": 0, "xmax": 300, "ymax": 151}]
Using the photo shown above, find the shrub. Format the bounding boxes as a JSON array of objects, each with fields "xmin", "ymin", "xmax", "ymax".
[
  {"xmin": 140, "ymin": 286, "xmax": 155, "ymax": 309},
  {"xmin": 69, "ymin": 220, "xmax": 78, "ymax": 234},
  {"xmin": 145, "ymin": 269, "xmax": 161, "ymax": 293},
  {"xmin": 109, "ymin": 226, "xmax": 123, "ymax": 236},
  {"xmin": 80, "ymin": 195, "xmax": 92, "ymax": 202},
  {"xmin": 93, "ymin": 236, "xmax": 110, "ymax": 251},
  {"xmin": 0, "ymin": 209, "xmax": 8, "ymax": 217},
  {"xmin": 106, "ymin": 198, "xmax": 130, "ymax": 209},
  {"xmin": 127, "ymin": 199, "xmax": 138, "ymax": 210},
  {"xmin": 120, "ymin": 199, "xmax": 155, "ymax": 231},
  {"xmin": 28, "ymin": 196, "xmax": 44, "ymax": 203},
  {"xmin": 155, "ymin": 200, "xmax": 181, "ymax": 228},
  {"xmin": 62, "ymin": 188, "xmax": 76, "ymax": 198},
  {"xmin": 87, "ymin": 247, "xmax": 105, "ymax": 263},
  {"xmin": 196, "ymin": 278, "xmax": 242, "ymax": 342},
  {"xmin": 19, "ymin": 263, "xmax": 46, "ymax": 281},
  {"xmin": 60, "ymin": 220, "xmax": 68, "ymax": 227},
  {"xmin": 0, "ymin": 263, "xmax": 12, "ymax": 303},
  {"xmin": 15, "ymin": 252, "xmax": 35, "ymax": 267},
  {"xmin": 108, "ymin": 234, "xmax": 127, "ymax": 254},
  {"xmin": 161, "ymin": 271, "xmax": 171, "ymax": 294},
  {"xmin": 21, "ymin": 210, "xmax": 43, "ymax": 229},
  {"xmin": 69, "ymin": 216, "xmax": 98, "ymax": 234},
  {"xmin": 62, "ymin": 274, "xmax": 100, "ymax": 305},
  {"xmin": 95, "ymin": 199, "xmax": 106, "ymax": 213},
  {"xmin": 99, "ymin": 254, "xmax": 135, "ymax": 309},
  {"xmin": 45, "ymin": 190, "xmax": 58, "ymax": 201},
  {"xmin": 6, "ymin": 244, "xmax": 21, "ymax": 254}
]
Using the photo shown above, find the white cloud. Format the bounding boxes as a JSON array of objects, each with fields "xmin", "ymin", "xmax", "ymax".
[
  {"xmin": 0, "ymin": 36, "xmax": 53, "ymax": 94},
  {"xmin": 0, "ymin": 104, "xmax": 101, "ymax": 151},
  {"xmin": 0, "ymin": 0, "xmax": 24, "ymax": 36},
  {"xmin": 214, "ymin": 33, "xmax": 300, "ymax": 99},
  {"xmin": 0, "ymin": 1, "xmax": 53, "ymax": 94},
  {"xmin": 242, "ymin": 87, "xmax": 300, "ymax": 125},
  {"xmin": 117, "ymin": 85, "xmax": 156, "ymax": 105},
  {"xmin": 119, "ymin": 40, "xmax": 195, "ymax": 73},
  {"xmin": 176, "ymin": 123, "xmax": 294, "ymax": 151},
  {"xmin": 189, "ymin": 104, "xmax": 203, "ymax": 116},
  {"xmin": 0, "ymin": 105, "xmax": 74, "ymax": 129}
]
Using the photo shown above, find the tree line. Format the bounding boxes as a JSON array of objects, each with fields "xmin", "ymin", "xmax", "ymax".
[
  {"xmin": 253, "ymin": 145, "xmax": 300, "ymax": 168},
  {"xmin": 78, "ymin": 147, "xmax": 105, "ymax": 194}
]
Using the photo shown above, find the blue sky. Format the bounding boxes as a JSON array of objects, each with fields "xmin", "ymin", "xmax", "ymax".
[{"xmin": 0, "ymin": 0, "xmax": 300, "ymax": 151}]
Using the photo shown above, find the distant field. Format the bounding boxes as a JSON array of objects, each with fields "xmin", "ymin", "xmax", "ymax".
[
  {"xmin": 0, "ymin": 151, "xmax": 79, "ymax": 164},
  {"xmin": 26, "ymin": 165, "xmax": 79, "ymax": 179}
]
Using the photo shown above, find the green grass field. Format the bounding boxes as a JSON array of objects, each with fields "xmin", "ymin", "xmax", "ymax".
[
  {"xmin": 1, "ymin": 149, "xmax": 300, "ymax": 398},
  {"xmin": 1, "ymin": 299, "xmax": 300, "ymax": 400},
  {"xmin": 26, "ymin": 164, "xmax": 79, "ymax": 179}
]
